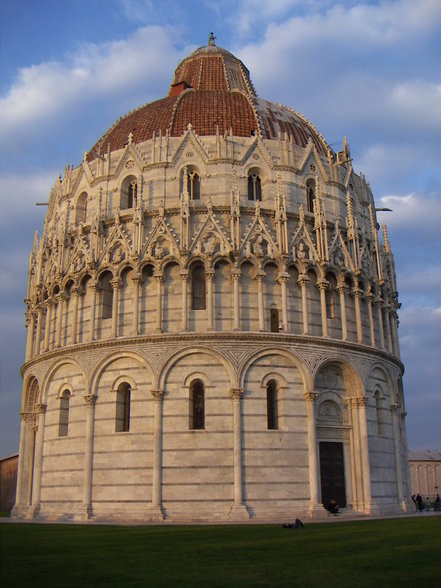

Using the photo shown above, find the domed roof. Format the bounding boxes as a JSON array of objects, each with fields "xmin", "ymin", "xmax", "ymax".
[{"xmin": 88, "ymin": 36, "xmax": 330, "ymax": 160}]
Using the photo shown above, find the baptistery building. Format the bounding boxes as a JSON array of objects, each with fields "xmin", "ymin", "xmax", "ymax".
[{"xmin": 14, "ymin": 36, "xmax": 411, "ymax": 522}]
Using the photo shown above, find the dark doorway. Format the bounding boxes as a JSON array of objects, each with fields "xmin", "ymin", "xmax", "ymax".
[{"xmin": 319, "ymin": 441, "xmax": 346, "ymax": 508}]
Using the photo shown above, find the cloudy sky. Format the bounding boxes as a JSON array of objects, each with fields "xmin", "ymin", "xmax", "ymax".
[{"xmin": 0, "ymin": 0, "xmax": 440, "ymax": 456}]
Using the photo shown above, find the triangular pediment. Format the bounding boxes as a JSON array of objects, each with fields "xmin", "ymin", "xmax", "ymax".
[
  {"xmin": 240, "ymin": 137, "xmax": 274, "ymax": 169},
  {"xmin": 188, "ymin": 207, "xmax": 232, "ymax": 257},
  {"xmin": 239, "ymin": 210, "xmax": 279, "ymax": 259},
  {"xmin": 113, "ymin": 141, "xmax": 145, "ymax": 179},
  {"xmin": 170, "ymin": 128, "xmax": 210, "ymax": 167},
  {"xmin": 141, "ymin": 214, "xmax": 180, "ymax": 259},
  {"xmin": 297, "ymin": 141, "xmax": 329, "ymax": 182}
]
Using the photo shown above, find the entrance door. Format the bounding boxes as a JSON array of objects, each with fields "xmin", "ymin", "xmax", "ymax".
[{"xmin": 319, "ymin": 441, "xmax": 346, "ymax": 508}]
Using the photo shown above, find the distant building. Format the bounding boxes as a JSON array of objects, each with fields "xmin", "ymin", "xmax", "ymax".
[
  {"xmin": 1, "ymin": 454, "xmax": 18, "ymax": 513},
  {"xmin": 408, "ymin": 449, "xmax": 441, "ymax": 501},
  {"xmin": 14, "ymin": 36, "xmax": 410, "ymax": 523}
]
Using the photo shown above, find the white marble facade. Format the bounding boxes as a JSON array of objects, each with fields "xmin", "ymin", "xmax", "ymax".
[{"xmin": 13, "ymin": 40, "xmax": 410, "ymax": 522}]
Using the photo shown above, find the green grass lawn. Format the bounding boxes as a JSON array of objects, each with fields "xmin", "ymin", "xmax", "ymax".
[{"xmin": 1, "ymin": 517, "xmax": 440, "ymax": 587}]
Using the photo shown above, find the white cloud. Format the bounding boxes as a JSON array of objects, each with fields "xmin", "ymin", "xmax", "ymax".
[{"xmin": 0, "ymin": 26, "xmax": 181, "ymax": 148}]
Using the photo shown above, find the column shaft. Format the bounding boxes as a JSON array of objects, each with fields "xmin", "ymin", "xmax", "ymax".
[
  {"xmin": 257, "ymin": 273, "xmax": 264, "ymax": 331},
  {"xmin": 299, "ymin": 277, "xmax": 309, "ymax": 335},
  {"xmin": 82, "ymin": 395, "xmax": 96, "ymax": 518},
  {"xmin": 232, "ymin": 271, "xmax": 240, "ymax": 330},
  {"xmin": 338, "ymin": 287, "xmax": 348, "ymax": 341},
  {"xmin": 151, "ymin": 390, "xmax": 164, "ymax": 511}
]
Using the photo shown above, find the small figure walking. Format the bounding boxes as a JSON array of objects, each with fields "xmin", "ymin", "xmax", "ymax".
[
  {"xmin": 435, "ymin": 494, "xmax": 440, "ymax": 512},
  {"xmin": 416, "ymin": 493, "xmax": 423, "ymax": 512}
]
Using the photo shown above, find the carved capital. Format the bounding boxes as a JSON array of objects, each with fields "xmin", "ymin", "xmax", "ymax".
[
  {"xmin": 231, "ymin": 269, "xmax": 241, "ymax": 281},
  {"xmin": 303, "ymin": 391, "xmax": 319, "ymax": 404},
  {"xmin": 277, "ymin": 272, "xmax": 289, "ymax": 285},
  {"xmin": 110, "ymin": 278, "xmax": 122, "ymax": 290},
  {"xmin": 390, "ymin": 402, "xmax": 400, "ymax": 412},
  {"xmin": 84, "ymin": 394, "xmax": 97, "ymax": 407},
  {"xmin": 205, "ymin": 270, "xmax": 215, "ymax": 281},
  {"xmin": 336, "ymin": 284, "xmax": 348, "ymax": 295},
  {"xmin": 19, "ymin": 411, "xmax": 36, "ymax": 424},
  {"xmin": 180, "ymin": 270, "xmax": 189, "ymax": 281},
  {"xmin": 297, "ymin": 275, "xmax": 309, "ymax": 287},
  {"xmin": 354, "ymin": 396, "xmax": 368, "ymax": 408},
  {"xmin": 316, "ymin": 279, "xmax": 329, "ymax": 291},
  {"xmin": 131, "ymin": 273, "xmax": 144, "ymax": 285},
  {"xmin": 151, "ymin": 388, "xmax": 164, "ymax": 400},
  {"xmin": 231, "ymin": 388, "xmax": 244, "ymax": 400},
  {"xmin": 36, "ymin": 403, "xmax": 47, "ymax": 414}
]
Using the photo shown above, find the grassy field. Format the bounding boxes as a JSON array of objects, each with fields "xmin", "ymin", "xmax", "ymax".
[{"xmin": 1, "ymin": 516, "xmax": 440, "ymax": 587}]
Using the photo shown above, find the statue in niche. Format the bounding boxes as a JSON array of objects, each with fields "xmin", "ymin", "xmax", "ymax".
[
  {"xmin": 297, "ymin": 241, "xmax": 308, "ymax": 261},
  {"xmin": 111, "ymin": 245, "xmax": 124, "ymax": 264},
  {"xmin": 204, "ymin": 235, "xmax": 217, "ymax": 255},
  {"xmin": 253, "ymin": 234, "xmax": 265, "ymax": 256},
  {"xmin": 154, "ymin": 241, "xmax": 164, "ymax": 259}
]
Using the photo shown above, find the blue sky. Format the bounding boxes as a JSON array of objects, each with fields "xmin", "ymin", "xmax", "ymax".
[{"xmin": 1, "ymin": 0, "xmax": 440, "ymax": 456}]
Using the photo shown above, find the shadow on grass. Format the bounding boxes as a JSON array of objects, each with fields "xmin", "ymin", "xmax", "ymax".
[{"xmin": 1, "ymin": 517, "xmax": 440, "ymax": 587}]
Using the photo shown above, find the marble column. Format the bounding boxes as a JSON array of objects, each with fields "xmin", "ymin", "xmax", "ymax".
[
  {"xmin": 384, "ymin": 307, "xmax": 393, "ymax": 353},
  {"xmin": 391, "ymin": 403, "xmax": 406, "ymax": 510},
  {"xmin": 13, "ymin": 414, "xmax": 30, "ymax": 511},
  {"xmin": 337, "ymin": 284, "xmax": 348, "ymax": 341},
  {"xmin": 366, "ymin": 293, "xmax": 376, "ymax": 347},
  {"xmin": 30, "ymin": 404, "xmax": 47, "ymax": 517},
  {"xmin": 375, "ymin": 299, "xmax": 385, "ymax": 350},
  {"xmin": 154, "ymin": 273, "xmax": 163, "ymax": 332},
  {"xmin": 180, "ymin": 270, "xmax": 188, "ymax": 331},
  {"xmin": 355, "ymin": 397, "xmax": 378, "ymax": 514},
  {"xmin": 81, "ymin": 394, "xmax": 97, "ymax": 520},
  {"xmin": 110, "ymin": 278, "xmax": 122, "ymax": 338},
  {"xmin": 132, "ymin": 273, "xmax": 143, "ymax": 335},
  {"xmin": 25, "ymin": 311, "xmax": 35, "ymax": 360},
  {"xmin": 353, "ymin": 289, "xmax": 363, "ymax": 344},
  {"xmin": 257, "ymin": 270, "xmax": 265, "ymax": 331},
  {"xmin": 230, "ymin": 388, "xmax": 249, "ymax": 519},
  {"xmin": 70, "ymin": 287, "xmax": 80, "ymax": 345},
  {"xmin": 206, "ymin": 270, "xmax": 215, "ymax": 331},
  {"xmin": 34, "ymin": 307, "xmax": 44, "ymax": 356},
  {"xmin": 298, "ymin": 275, "xmax": 309, "ymax": 335},
  {"xmin": 55, "ymin": 293, "xmax": 64, "ymax": 348},
  {"xmin": 43, "ymin": 299, "xmax": 53, "ymax": 351},
  {"xmin": 303, "ymin": 391, "xmax": 325, "ymax": 517},
  {"xmin": 232, "ymin": 269, "xmax": 241, "ymax": 330},
  {"xmin": 278, "ymin": 273, "xmax": 289, "ymax": 332},
  {"xmin": 89, "ymin": 282, "xmax": 98, "ymax": 342},
  {"xmin": 317, "ymin": 280, "xmax": 328, "ymax": 338},
  {"xmin": 150, "ymin": 389, "xmax": 165, "ymax": 520}
]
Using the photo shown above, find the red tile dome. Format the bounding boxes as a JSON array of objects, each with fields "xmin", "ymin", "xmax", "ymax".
[{"xmin": 88, "ymin": 39, "xmax": 330, "ymax": 160}]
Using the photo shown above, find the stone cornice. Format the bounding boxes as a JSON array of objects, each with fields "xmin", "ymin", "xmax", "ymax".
[{"xmin": 21, "ymin": 330, "xmax": 404, "ymax": 377}]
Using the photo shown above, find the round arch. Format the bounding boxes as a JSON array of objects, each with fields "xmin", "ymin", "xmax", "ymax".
[
  {"xmin": 90, "ymin": 350, "xmax": 157, "ymax": 396},
  {"xmin": 158, "ymin": 345, "xmax": 236, "ymax": 390},
  {"xmin": 239, "ymin": 347, "xmax": 312, "ymax": 391},
  {"xmin": 313, "ymin": 357, "xmax": 364, "ymax": 399}
]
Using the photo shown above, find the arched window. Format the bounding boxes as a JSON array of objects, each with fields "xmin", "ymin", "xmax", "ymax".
[
  {"xmin": 306, "ymin": 179, "xmax": 316, "ymax": 213},
  {"xmin": 59, "ymin": 389, "xmax": 70, "ymax": 437},
  {"xmin": 190, "ymin": 380, "xmax": 205, "ymax": 430},
  {"xmin": 187, "ymin": 169, "xmax": 200, "ymax": 200},
  {"xmin": 326, "ymin": 288, "xmax": 335, "ymax": 319},
  {"xmin": 374, "ymin": 389, "xmax": 384, "ymax": 435},
  {"xmin": 270, "ymin": 308, "xmax": 280, "ymax": 333},
  {"xmin": 116, "ymin": 383, "xmax": 131, "ymax": 432},
  {"xmin": 267, "ymin": 379, "xmax": 278, "ymax": 429},
  {"xmin": 191, "ymin": 263, "xmax": 206, "ymax": 310},
  {"xmin": 101, "ymin": 272, "xmax": 113, "ymax": 320},
  {"xmin": 248, "ymin": 172, "xmax": 262, "ymax": 201},
  {"xmin": 76, "ymin": 192, "xmax": 88, "ymax": 225},
  {"xmin": 121, "ymin": 177, "xmax": 137, "ymax": 209}
]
